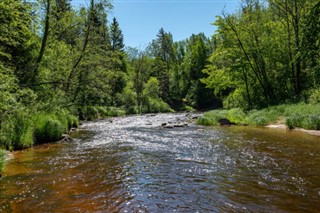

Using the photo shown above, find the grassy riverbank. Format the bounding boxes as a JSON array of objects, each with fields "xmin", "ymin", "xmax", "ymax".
[
  {"xmin": 0, "ymin": 110, "xmax": 79, "ymax": 175},
  {"xmin": 0, "ymin": 150, "xmax": 4, "ymax": 175},
  {"xmin": 198, "ymin": 103, "xmax": 320, "ymax": 130},
  {"xmin": 0, "ymin": 111, "xmax": 79, "ymax": 151}
]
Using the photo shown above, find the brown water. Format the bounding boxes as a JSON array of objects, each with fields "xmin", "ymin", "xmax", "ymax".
[{"xmin": 1, "ymin": 113, "xmax": 320, "ymax": 212}]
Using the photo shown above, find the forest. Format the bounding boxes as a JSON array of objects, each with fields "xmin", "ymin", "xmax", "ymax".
[{"xmin": 1, "ymin": 0, "xmax": 320, "ymax": 158}]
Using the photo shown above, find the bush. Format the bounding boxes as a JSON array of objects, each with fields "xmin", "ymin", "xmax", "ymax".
[
  {"xmin": 309, "ymin": 89, "xmax": 320, "ymax": 104},
  {"xmin": 286, "ymin": 114, "xmax": 320, "ymax": 130},
  {"xmin": 0, "ymin": 149, "xmax": 4, "ymax": 175},
  {"xmin": 226, "ymin": 108, "xmax": 246, "ymax": 124},
  {"xmin": 67, "ymin": 114, "xmax": 79, "ymax": 128},
  {"xmin": 33, "ymin": 113, "xmax": 65, "ymax": 143},
  {"xmin": 198, "ymin": 103, "xmax": 320, "ymax": 130},
  {"xmin": 11, "ymin": 115, "xmax": 34, "ymax": 150},
  {"xmin": 197, "ymin": 117, "xmax": 215, "ymax": 126},
  {"xmin": 107, "ymin": 107, "xmax": 126, "ymax": 117},
  {"xmin": 197, "ymin": 110, "xmax": 227, "ymax": 125},
  {"xmin": 0, "ymin": 111, "xmax": 34, "ymax": 150},
  {"xmin": 143, "ymin": 98, "xmax": 173, "ymax": 113},
  {"xmin": 97, "ymin": 106, "xmax": 109, "ymax": 117},
  {"xmin": 54, "ymin": 111, "xmax": 69, "ymax": 133}
]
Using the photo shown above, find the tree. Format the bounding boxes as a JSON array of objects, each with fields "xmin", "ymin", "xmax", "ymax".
[
  {"xmin": 110, "ymin": 17, "xmax": 124, "ymax": 52},
  {"xmin": 150, "ymin": 28, "xmax": 174, "ymax": 103},
  {"xmin": 0, "ymin": 0, "xmax": 36, "ymax": 85}
]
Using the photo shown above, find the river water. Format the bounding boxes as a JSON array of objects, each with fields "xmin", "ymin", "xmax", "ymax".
[{"xmin": 1, "ymin": 113, "xmax": 320, "ymax": 212}]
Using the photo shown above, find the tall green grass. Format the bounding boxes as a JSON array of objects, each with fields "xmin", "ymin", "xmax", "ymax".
[
  {"xmin": 33, "ymin": 113, "xmax": 66, "ymax": 143},
  {"xmin": 143, "ymin": 98, "xmax": 174, "ymax": 113},
  {"xmin": 0, "ymin": 110, "xmax": 79, "ymax": 151},
  {"xmin": 198, "ymin": 103, "xmax": 320, "ymax": 130},
  {"xmin": 80, "ymin": 106, "xmax": 126, "ymax": 121},
  {"xmin": 0, "ymin": 112, "xmax": 34, "ymax": 150},
  {"xmin": 67, "ymin": 114, "xmax": 79, "ymax": 129},
  {"xmin": 0, "ymin": 149, "xmax": 4, "ymax": 175}
]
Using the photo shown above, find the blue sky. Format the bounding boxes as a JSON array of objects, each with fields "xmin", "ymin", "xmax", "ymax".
[{"xmin": 72, "ymin": 0, "xmax": 240, "ymax": 48}]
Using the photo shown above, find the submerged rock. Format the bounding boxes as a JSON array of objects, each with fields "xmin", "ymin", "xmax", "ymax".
[{"xmin": 61, "ymin": 134, "xmax": 73, "ymax": 142}]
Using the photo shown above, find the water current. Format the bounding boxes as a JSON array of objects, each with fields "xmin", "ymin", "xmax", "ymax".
[{"xmin": 1, "ymin": 113, "xmax": 320, "ymax": 212}]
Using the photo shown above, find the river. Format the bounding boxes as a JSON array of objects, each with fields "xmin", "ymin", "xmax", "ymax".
[{"xmin": 1, "ymin": 113, "xmax": 320, "ymax": 212}]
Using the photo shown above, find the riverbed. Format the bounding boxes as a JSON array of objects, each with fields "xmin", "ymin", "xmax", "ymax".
[{"xmin": 1, "ymin": 113, "xmax": 320, "ymax": 212}]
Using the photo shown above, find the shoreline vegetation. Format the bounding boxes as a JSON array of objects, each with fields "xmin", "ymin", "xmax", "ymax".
[
  {"xmin": 2, "ymin": 0, "xmax": 320, "ymax": 177},
  {"xmin": 2, "ymin": 102, "xmax": 320, "ymax": 175},
  {"xmin": 0, "ymin": 104, "xmax": 180, "ymax": 175},
  {"xmin": 197, "ymin": 103, "xmax": 320, "ymax": 135}
]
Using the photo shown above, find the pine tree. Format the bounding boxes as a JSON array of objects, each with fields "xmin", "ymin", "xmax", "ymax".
[{"xmin": 110, "ymin": 17, "xmax": 124, "ymax": 52}]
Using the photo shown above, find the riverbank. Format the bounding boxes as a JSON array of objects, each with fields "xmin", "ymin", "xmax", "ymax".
[
  {"xmin": 0, "ymin": 111, "xmax": 80, "ymax": 176},
  {"xmin": 197, "ymin": 103, "xmax": 320, "ymax": 134}
]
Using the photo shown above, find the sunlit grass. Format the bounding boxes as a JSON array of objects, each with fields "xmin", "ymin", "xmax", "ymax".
[
  {"xmin": 33, "ymin": 113, "xmax": 65, "ymax": 143},
  {"xmin": 0, "ymin": 149, "xmax": 4, "ymax": 175},
  {"xmin": 198, "ymin": 103, "xmax": 320, "ymax": 130}
]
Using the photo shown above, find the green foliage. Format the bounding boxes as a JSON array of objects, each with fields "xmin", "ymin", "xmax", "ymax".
[
  {"xmin": 197, "ymin": 117, "xmax": 215, "ymax": 126},
  {"xmin": 226, "ymin": 108, "xmax": 247, "ymax": 124},
  {"xmin": 197, "ymin": 110, "xmax": 227, "ymax": 125},
  {"xmin": 80, "ymin": 106, "xmax": 99, "ymax": 121},
  {"xmin": 11, "ymin": 114, "xmax": 34, "ymax": 150},
  {"xmin": 122, "ymin": 82, "xmax": 138, "ymax": 114},
  {"xmin": 80, "ymin": 106, "xmax": 126, "ymax": 120},
  {"xmin": 0, "ymin": 149, "xmax": 4, "ymax": 175},
  {"xmin": 33, "ymin": 113, "xmax": 65, "ymax": 144},
  {"xmin": 67, "ymin": 114, "xmax": 79, "ymax": 128},
  {"xmin": 0, "ymin": 75, "xmax": 34, "ymax": 150},
  {"xmin": 286, "ymin": 114, "xmax": 320, "ymax": 130},
  {"xmin": 308, "ymin": 89, "xmax": 320, "ymax": 104},
  {"xmin": 143, "ymin": 98, "xmax": 173, "ymax": 113},
  {"xmin": 199, "ymin": 103, "xmax": 320, "ymax": 130}
]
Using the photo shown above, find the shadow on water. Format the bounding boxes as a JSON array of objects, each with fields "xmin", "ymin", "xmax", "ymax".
[{"xmin": 1, "ymin": 113, "xmax": 320, "ymax": 212}]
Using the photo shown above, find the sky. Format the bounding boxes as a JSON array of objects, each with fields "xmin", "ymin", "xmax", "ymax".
[{"xmin": 71, "ymin": 0, "xmax": 240, "ymax": 48}]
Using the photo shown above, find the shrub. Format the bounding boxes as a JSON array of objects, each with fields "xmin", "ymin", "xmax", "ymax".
[
  {"xmin": 198, "ymin": 103, "xmax": 320, "ymax": 130},
  {"xmin": 0, "ymin": 111, "xmax": 34, "ymax": 150},
  {"xmin": 287, "ymin": 114, "xmax": 320, "ymax": 130},
  {"xmin": 54, "ymin": 111, "xmax": 69, "ymax": 133},
  {"xmin": 67, "ymin": 114, "xmax": 79, "ymax": 128},
  {"xmin": 197, "ymin": 110, "xmax": 227, "ymax": 125},
  {"xmin": 143, "ymin": 98, "xmax": 173, "ymax": 113},
  {"xmin": 309, "ymin": 89, "xmax": 320, "ymax": 104},
  {"xmin": 226, "ymin": 108, "xmax": 246, "ymax": 124},
  {"xmin": 286, "ymin": 114, "xmax": 303, "ymax": 129},
  {"xmin": 97, "ymin": 106, "xmax": 109, "ymax": 117},
  {"xmin": 33, "ymin": 113, "xmax": 65, "ymax": 143},
  {"xmin": 11, "ymin": 115, "xmax": 34, "ymax": 150},
  {"xmin": 80, "ymin": 106, "xmax": 99, "ymax": 121},
  {"xmin": 107, "ymin": 107, "xmax": 126, "ymax": 117},
  {"xmin": 0, "ymin": 149, "xmax": 5, "ymax": 175},
  {"xmin": 197, "ymin": 117, "xmax": 215, "ymax": 126}
]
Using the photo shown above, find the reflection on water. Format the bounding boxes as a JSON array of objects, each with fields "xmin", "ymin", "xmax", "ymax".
[{"xmin": 1, "ymin": 113, "xmax": 320, "ymax": 212}]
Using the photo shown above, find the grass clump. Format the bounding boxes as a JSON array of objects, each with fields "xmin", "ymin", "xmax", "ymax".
[
  {"xmin": 33, "ymin": 113, "xmax": 65, "ymax": 144},
  {"xmin": 80, "ymin": 106, "xmax": 126, "ymax": 120},
  {"xmin": 198, "ymin": 103, "xmax": 320, "ymax": 130},
  {"xmin": 197, "ymin": 110, "xmax": 227, "ymax": 125},
  {"xmin": 67, "ymin": 114, "xmax": 79, "ymax": 128},
  {"xmin": 143, "ymin": 98, "xmax": 174, "ymax": 113},
  {"xmin": 0, "ymin": 112, "xmax": 34, "ymax": 150},
  {"xmin": 0, "ymin": 149, "xmax": 4, "ymax": 175},
  {"xmin": 106, "ymin": 107, "xmax": 126, "ymax": 117},
  {"xmin": 286, "ymin": 114, "xmax": 320, "ymax": 130}
]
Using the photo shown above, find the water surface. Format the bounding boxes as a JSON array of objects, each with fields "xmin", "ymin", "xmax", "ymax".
[{"xmin": 1, "ymin": 113, "xmax": 320, "ymax": 212}]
